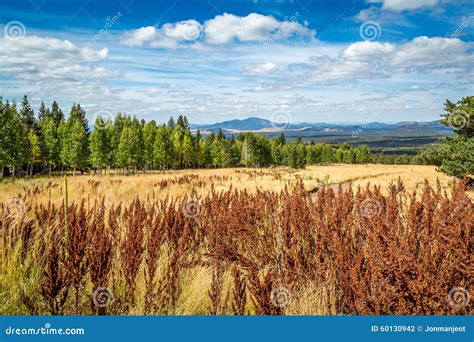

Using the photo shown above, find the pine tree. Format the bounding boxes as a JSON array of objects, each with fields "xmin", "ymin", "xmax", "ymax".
[
  {"xmin": 167, "ymin": 116, "xmax": 176, "ymax": 129},
  {"xmin": 51, "ymin": 101, "xmax": 64, "ymax": 127},
  {"xmin": 222, "ymin": 137, "xmax": 240, "ymax": 167},
  {"xmin": 38, "ymin": 101, "xmax": 51, "ymax": 122},
  {"xmin": 176, "ymin": 115, "xmax": 185, "ymax": 129},
  {"xmin": 183, "ymin": 116, "xmax": 190, "ymax": 130},
  {"xmin": 20, "ymin": 95, "xmax": 36, "ymax": 131}
]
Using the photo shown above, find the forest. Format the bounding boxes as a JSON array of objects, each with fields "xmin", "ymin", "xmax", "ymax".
[{"xmin": 1, "ymin": 95, "xmax": 472, "ymax": 179}]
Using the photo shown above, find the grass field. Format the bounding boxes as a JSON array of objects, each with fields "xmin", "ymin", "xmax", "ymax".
[
  {"xmin": 0, "ymin": 164, "xmax": 466, "ymax": 207},
  {"xmin": 1, "ymin": 164, "xmax": 472, "ymax": 316}
]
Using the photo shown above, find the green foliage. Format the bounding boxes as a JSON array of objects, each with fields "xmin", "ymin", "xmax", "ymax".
[
  {"xmin": 60, "ymin": 119, "xmax": 87, "ymax": 173},
  {"xmin": 0, "ymin": 100, "xmax": 28, "ymax": 175},
  {"xmin": 440, "ymin": 96, "xmax": 473, "ymax": 138},
  {"xmin": 27, "ymin": 129, "xmax": 42, "ymax": 165},
  {"xmin": 89, "ymin": 119, "xmax": 112, "ymax": 171},
  {"xmin": 418, "ymin": 95, "xmax": 474, "ymax": 178},
  {"xmin": 41, "ymin": 117, "xmax": 60, "ymax": 171},
  {"xmin": 182, "ymin": 130, "xmax": 195, "ymax": 167},
  {"xmin": 154, "ymin": 125, "xmax": 174, "ymax": 169},
  {"xmin": 142, "ymin": 121, "xmax": 157, "ymax": 169},
  {"xmin": 1, "ymin": 96, "xmax": 394, "ymax": 177}
]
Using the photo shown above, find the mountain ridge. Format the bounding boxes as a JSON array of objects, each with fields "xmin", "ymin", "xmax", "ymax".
[{"xmin": 190, "ymin": 117, "xmax": 451, "ymax": 136}]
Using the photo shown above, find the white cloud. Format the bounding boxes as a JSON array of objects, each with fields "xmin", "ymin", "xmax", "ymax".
[
  {"xmin": 0, "ymin": 35, "xmax": 113, "ymax": 81},
  {"xmin": 121, "ymin": 13, "xmax": 315, "ymax": 48},
  {"xmin": 389, "ymin": 36, "xmax": 473, "ymax": 71},
  {"xmin": 243, "ymin": 62, "xmax": 282, "ymax": 76},
  {"xmin": 121, "ymin": 20, "xmax": 203, "ymax": 49},
  {"xmin": 204, "ymin": 12, "xmax": 314, "ymax": 44},
  {"xmin": 342, "ymin": 41, "xmax": 395, "ymax": 61},
  {"xmin": 121, "ymin": 26, "xmax": 158, "ymax": 47},
  {"xmin": 367, "ymin": 0, "xmax": 439, "ymax": 11},
  {"xmin": 270, "ymin": 37, "xmax": 472, "ymax": 85},
  {"xmin": 162, "ymin": 20, "xmax": 203, "ymax": 41}
]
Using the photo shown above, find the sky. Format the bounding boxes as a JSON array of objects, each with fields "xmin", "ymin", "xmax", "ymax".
[{"xmin": 0, "ymin": 0, "xmax": 473, "ymax": 124}]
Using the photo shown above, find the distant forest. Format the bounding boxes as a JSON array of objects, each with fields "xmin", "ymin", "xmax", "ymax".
[{"xmin": 1, "ymin": 95, "xmax": 471, "ymax": 178}]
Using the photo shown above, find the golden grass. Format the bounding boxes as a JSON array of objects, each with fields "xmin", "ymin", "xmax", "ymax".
[
  {"xmin": 1, "ymin": 165, "xmax": 472, "ymax": 316},
  {"xmin": 0, "ymin": 164, "xmax": 467, "ymax": 207}
]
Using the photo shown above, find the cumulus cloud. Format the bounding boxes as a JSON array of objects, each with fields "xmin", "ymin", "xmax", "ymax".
[
  {"xmin": 367, "ymin": 0, "xmax": 439, "ymax": 11},
  {"xmin": 204, "ymin": 12, "xmax": 314, "ymax": 44},
  {"xmin": 342, "ymin": 41, "xmax": 395, "ymax": 61},
  {"xmin": 121, "ymin": 20, "xmax": 203, "ymax": 49},
  {"xmin": 283, "ymin": 37, "xmax": 472, "ymax": 85},
  {"xmin": 0, "ymin": 35, "xmax": 114, "ymax": 81},
  {"xmin": 389, "ymin": 36, "xmax": 473, "ymax": 71},
  {"xmin": 243, "ymin": 62, "xmax": 282, "ymax": 76},
  {"xmin": 121, "ymin": 13, "xmax": 315, "ymax": 48}
]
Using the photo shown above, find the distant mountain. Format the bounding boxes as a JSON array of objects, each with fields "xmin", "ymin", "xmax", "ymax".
[
  {"xmin": 192, "ymin": 117, "xmax": 273, "ymax": 131},
  {"xmin": 191, "ymin": 117, "xmax": 452, "ymax": 137}
]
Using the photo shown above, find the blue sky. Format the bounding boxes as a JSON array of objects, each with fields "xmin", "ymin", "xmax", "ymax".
[{"xmin": 0, "ymin": 0, "xmax": 472, "ymax": 124}]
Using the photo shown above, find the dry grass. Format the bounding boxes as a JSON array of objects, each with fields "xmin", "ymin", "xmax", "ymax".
[
  {"xmin": 0, "ymin": 163, "xmax": 472, "ymax": 316},
  {"xmin": 0, "ymin": 165, "xmax": 466, "ymax": 209}
]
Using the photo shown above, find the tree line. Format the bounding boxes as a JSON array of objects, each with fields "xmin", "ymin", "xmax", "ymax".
[{"xmin": 3, "ymin": 95, "xmax": 470, "ymax": 179}]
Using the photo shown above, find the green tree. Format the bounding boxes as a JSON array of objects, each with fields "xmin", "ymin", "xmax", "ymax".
[
  {"xmin": 27, "ymin": 129, "xmax": 42, "ymax": 176},
  {"xmin": 51, "ymin": 101, "xmax": 64, "ymax": 127},
  {"xmin": 68, "ymin": 104, "xmax": 90, "ymax": 170},
  {"xmin": 420, "ymin": 96, "xmax": 474, "ymax": 178},
  {"xmin": 441, "ymin": 96, "xmax": 473, "ymax": 138},
  {"xmin": 60, "ymin": 119, "xmax": 86, "ymax": 175},
  {"xmin": 89, "ymin": 119, "xmax": 112, "ymax": 174},
  {"xmin": 143, "ymin": 120, "xmax": 157, "ymax": 170},
  {"xmin": 0, "ymin": 101, "xmax": 27, "ymax": 179},
  {"xmin": 41, "ymin": 117, "xmax": 60, "ymax": 175},
  {"xmin": 20, "ymin": 95, "xmax": 36, "ymax": 131},
  {"xmin": 171, "ymin": 125, "xmax": 183, "ymax": 168},
  {"xmin": 154, "ymin": 125, "xmax": 174, "ymax": 169},
  {"xmin": 182, "ymin": 129, "xmax": 195, "ymax": 168}
]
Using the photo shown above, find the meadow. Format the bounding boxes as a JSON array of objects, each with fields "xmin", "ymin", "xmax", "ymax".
[{"xmin": 1, "ymin": 164, "xmax": 472, "ymax": 315}]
